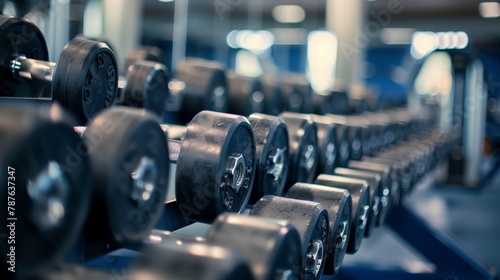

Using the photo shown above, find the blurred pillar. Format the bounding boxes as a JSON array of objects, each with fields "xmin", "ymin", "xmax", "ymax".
[
  {"xmin": 326, "ymin": 0, "xmax": 365, "ymax": 86},
  {"xmin": 172, "ymin": 0, "xmax": 188, "ymax": 70},
  {"xmin": 102, "ymin": 0, "xmax": 143, "ymax": 72}
]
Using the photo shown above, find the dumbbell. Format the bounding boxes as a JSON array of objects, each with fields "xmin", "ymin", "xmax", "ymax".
[
  {"xmin": 171, "ymin": 58, "xmax": 229, "ymax": 123},
  {"xmin": 392, "ymin": 141, "xmax": 432, "ymax": 177},
  {"xmin": 38, "ymin": 242, "xmax": 254, "ymax": 280},
  {"xmin": 347, "ymin": 160, "xmax": 396, "ymax": 219},
  {"xmin": 146, "ymin": 214, "xmax": 302, "ymax": 280},
  {"xmin": 333, "ymin": 167, "xmax": 384, "ymax": 236},
  {"xmin": 286, "ymin": 183, "xmax": 352, "ymax": 275},
  {"xmin": 167, "ymin": 111, "xmax": 256, "ymax": 223},
  {"xmin": 281, "ymin": 73, "xmax": 314, "ymax": 113},
  {"xmin": 75, "ymin": 35, "xmax": 116, "ymax": 56},
  {"xmin": 324, "ymin": 114, "xmax": 365, "ymax": 162},
  {"xmin": 73, "ymin": 108, "xmax": 169, "ymax": 256},
  {"xmin": 314, "ymin": 175, "xmax": 370, "ymax": 253},
  {"xmin": 311, "ymin": 114, "xmax": 340, "ymax": 175},
  {"xmin": 350, "ymin": 115, "xmax": 385, "ymax": 155},
  {"xmin": 163, "ymin": 113, "xmax": 287, "ymax": 206},
  {"xmin": 135, "ymin": 238, "xmax": 255, "ymax": 280},
  {"xmin": 70, "ymin": 38, "xmax": 168, "ymax": 118},
  {"xmin": 250, "ymin": 195, "xmax": 329, "ymax": 280},
  {"xmin": 0, "ymin": 103, "xmax": 92, "ymax": 275},
  {"xmin": 343, "ymin": 115, "xmax": 376, "ymax": 157},
  {"xmin": 260, "ymin": 74, "xmax": 285, "ymax": 115},
  {"xmin": 278, "ymin": 112, "xmax": 319, "ymax": 191},
  {"xmin": 363, "ymin": 156, "xmax": 412, "ymax": 201},
  {"xmin": 247, "ymin": 113, "xmax": 290, "ymax": 203},
  {"xmin": 226, "ymin": 70, "xmax": 265, "ymax": 116},
  {"xmin": 376, "ymin": 149, "xmax": 420, "ymax": 190},
  {"xmin": 0, "ymin": 15, "xmax": 118, "ymax": 123},
  {"xmin": 114, "ymin": 60, "xmax": 169, "ymax": 118},
  {"xmin": 361, "ymin": 111, "xmax": 397, "ymax": 147}
]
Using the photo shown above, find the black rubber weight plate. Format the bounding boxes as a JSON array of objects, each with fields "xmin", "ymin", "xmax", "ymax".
[
  {"xmin": 207, "ymin": 214, "xmax": 303, "ymax": 280},
  {"xmin": 250, "ymin": 195, "xmax": 329, "ymax": 280},
  {"xmin": 248, "ymin": 113, "xmax": 289, "ymax": 203},
  {"xmin": 0, "ymin": 15, "xmax": 49, "ymax": 97},
  {"xmin": 84, "ymin": 108, "xmax": 169, "ymax": 244},
  {"xmin": 0, "ymin": 104, "xmax": 91, "ymax": 273},
  {"xmin": 287, "ymin": 183, "xmax": 352, "ymax": 275},
  {"xmin": 52, "ymin": 38, "xmax": 118, "ymax": 124},
  {"xmin": 175, "ymin": 59, "xmax": 228, "ymax": 123},
  {"xmin": 134, "ymin": 241, "xmax": 253, "ymax": 280},
  {"xmin": 176, "ymin": 111, "xmax": 256, "ymax": 223},
  {"xmin": 123, "ymin": 61, "xmax": 169, "ymax": 118}
]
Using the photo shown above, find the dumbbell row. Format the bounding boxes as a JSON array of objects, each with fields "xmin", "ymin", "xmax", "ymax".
[
  {"xmin": 0, "ymin": 14, "xmax": 456, "ymax": 280},
  {"xmin": 0, "ymin": 98, "xmax": 454, "ymax": 278},
  {"xmin": 1, "ymin": 14, "xmax": 429, "ymax": 132}
]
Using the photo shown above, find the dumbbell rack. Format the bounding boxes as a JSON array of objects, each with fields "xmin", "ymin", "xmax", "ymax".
[{"xmin": 80, "ymin": 177, "xmax": 495, "ymax": 280}]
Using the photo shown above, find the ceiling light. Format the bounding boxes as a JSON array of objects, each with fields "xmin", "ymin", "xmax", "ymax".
[
  {"xmin": 479, "ymin": 2, "xmax": 500, "ymax": 18},
  {"xmin": 272, "ymin": 5, "xmax": 306, "ymax": 23},
  {"xmin": 380, "ymin": 28, "xmax": 415, "ymax": 45}
]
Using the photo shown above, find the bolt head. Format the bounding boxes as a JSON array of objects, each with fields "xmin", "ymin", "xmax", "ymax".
[{"xmin": 227, "ymin": 153, "xmax": 246, "ymax": 192}]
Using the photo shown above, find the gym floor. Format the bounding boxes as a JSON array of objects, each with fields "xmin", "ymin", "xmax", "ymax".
[{"xmin": 343, "ymin": 167, "xmax": 500, "ymax": 275}]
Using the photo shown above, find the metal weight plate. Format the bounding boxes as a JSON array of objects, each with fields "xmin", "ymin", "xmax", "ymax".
[
  {"xmin": 347, "ymin": 161, "xmax": 393, "ymax": 224},
  {"xmin": 174, "ymin": 58, "xmax": 229, "ymax": 123},
  {"xmin": 333, "ymin": 167, "xmax": 383, "ymax": 237},
  {"xmin": 83, "ymin": 108, "xmax": 169, "ymax": 244},
  {"xmin": 248, "ymin": 114, "xmax": 289, "ymax": 203},
  {"xmin": 335, "ymin": 124, "xmax": 350, "ymax": 168},
  {"xmin": 287, "ymin": 183, "xmax": 352, "ymax": 275},
  {"xmin": 376, "ymin": 151, "xmax": 418, "ymax": 191},
  {"xmin": 361, "ymin": 112, "xmax": 396, "ymax": 147},
  {"xmin": 250, "ymin": 195, "xmax": 329, "ymax": 280},
  {"xmin": 0, "ymin": 103, "xmax": 92, "ymax": 274},
  {"xmin": 325, "ymin": 115, "xmax": 364, "ymax": 162},
  {"xmin": 175, "ymin": 111, "xmax": 256, "ymax": 223},
  {"xmin": 383, "ymin": 148, "xmax": 424, "ymax": 183},
  {"xmin": 0, "ymin": 15, "xmax": 49, "ymax": 97},
  {"xmin": 312, "ymin": 115, "xmax": 339, "ymax": 175},
  {"xmin": 281, "ymin": 74, "xmax": 314, "ymax": 113},
  {"xmin": 366, "ymin": 156, "xmax": 412, "ymax": 201},
  {"xmin": 361, "ymin": 156, "xmax": 403, "ymax": 207},
  {"xmin": 208, "ymin": 214, "xmax": 303, "ymax": 280},
  {"xmin": 314, "ymin": 175, "xmax": 370, "ymax": 254},
  {"xmin": 279, "ymin": 112, "xmax": 318, "ymax": 191},
  {"xmin": 227, "ymin": 71, "xmax": 265, "ymax": 116},
  {"xmin": 349, "ymin": 116, "xmax": 380, "ymax": 156},
  {"xmin": 75, "ymin": 35, "xmax": 117, "ymax": 56},
  {"xmin": 123, "ymin": 60, "xmax": 169, "ymax": 118},
  {"xmin": 52, "ymin": 38, "xmax": 118, "ymax": 124},
  {"xmin": 133, "ymin": 241, "xmax": 254, "ymax": 280},
  {"xmin": 260, "ymin": 74, "xmax": 284, "ymax": 115}
]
